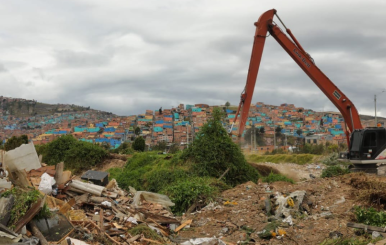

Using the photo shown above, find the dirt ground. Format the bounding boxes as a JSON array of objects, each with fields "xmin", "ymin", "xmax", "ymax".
[{"xmin": 177, "ymin": 163, "xmax": 380, "ymax": 245}]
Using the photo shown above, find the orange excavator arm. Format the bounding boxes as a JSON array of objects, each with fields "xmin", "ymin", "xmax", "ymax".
[{"xmin": 232, "ymin": 9, "xmax": 362, "ymax": 145}]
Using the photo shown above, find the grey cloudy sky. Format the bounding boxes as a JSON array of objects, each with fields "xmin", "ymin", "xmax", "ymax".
[{"xmin": 1, "ymin": 0, "xmax": 386, "ymax": 116}]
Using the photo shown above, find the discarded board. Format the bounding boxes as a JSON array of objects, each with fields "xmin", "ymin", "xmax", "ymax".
[{"xmin": 175, "ymin": 219, "xmax": 192, "ymax": 232}]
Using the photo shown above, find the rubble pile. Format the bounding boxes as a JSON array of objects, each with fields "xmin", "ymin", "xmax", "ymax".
[{"xmin": 0, "ymin": 144, "xmax": 190, "ymax": 244}]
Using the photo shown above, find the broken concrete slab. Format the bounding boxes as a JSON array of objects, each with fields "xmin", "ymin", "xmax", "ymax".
[
  {"xmin": 133, "ymin": 191, "xmax": 175, "ymax": 207},
  {"xmin": 4, "ymin": 143, "xmax": 41, "ymax": 172},
  {"xmin": 0, "ymin": 195, "xmax": 14, "ymax": 226}
]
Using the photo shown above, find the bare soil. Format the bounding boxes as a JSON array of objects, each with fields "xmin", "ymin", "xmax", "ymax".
[{"xmin": 177, "ymin": 163, "xmax": 380, "ymax": 245}]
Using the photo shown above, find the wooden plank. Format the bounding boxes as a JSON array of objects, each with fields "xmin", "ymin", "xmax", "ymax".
[
  {"xmin": 142, "ymin": 238, "xmax": 162, "ymax": 244},
  {"xmin": 54, "ymin": 162, "xmax": 64, "ymax": 184},
  {"xmin": 175, "ymin": 219, "xmax": 192, "ymax": 232},
  {"xmin": 28, "ymin": 220, "xmax": 48, "ymax": 245},
  {"xmin": 100, "ymin": 209, "xmax": 104, "ymax": 231},
  {"xmin": 58, "ymin": 198, "xmax": 76, "ymax": 214},
  {"xmin": 347, "ymin": 222, "xmax": 386, "ymax": 232}
]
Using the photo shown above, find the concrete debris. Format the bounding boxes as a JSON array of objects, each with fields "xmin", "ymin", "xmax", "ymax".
[{"xmin": 0, "ymin": 146, "xmax": 179, "ymax": 245}]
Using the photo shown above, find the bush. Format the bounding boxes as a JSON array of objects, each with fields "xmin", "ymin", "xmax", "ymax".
[
  {"xmin": 181, "ymin": 108, "xmax": 259, "ymax": 186},
  {"xmin": 110, "ymin": 142, "xmax": 134, "ymax": 154},
  {"xmin": 38, "ymin": 135, "xmax": 108, "ymax": 173},
  {"xmin": 42, "ymin": 135, "xmax": 78, "ymax": 165},
  {"xmin": 322, "ymin": 153, "xmax": 339, "ymax": 165},
  {"xmin": 4, "ymin": 135, "xmax": 29, "ymax": 151},
  {"xmin": 321, "ymin": 165, "xmax": 350, "ymax": 178},
  {"xmin": 355, "ymin": 206, "xmax": 386, "ymax": 227},
  {"xmin": 262, "ymin": 172, "xmax": 295, "ymax": 184},
  {"xmin": 132, "ymin": 136, "xmax": 145, "ymax": 152},
  {"xmin": 163, "ymin": 177, "xmax": 222, "ymax": 214},
  {"xmin": 64, "ymin": 141, "xmax": 108, "ymax": 172}
]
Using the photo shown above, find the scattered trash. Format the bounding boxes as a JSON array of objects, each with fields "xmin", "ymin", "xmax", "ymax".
[
  {"xmin": 38, "ymin": 172, "xmax": 56, "ymax": 195},
  {"xmin": 181, "ymin": 237, "xmax": 226, "ymax": 245}
]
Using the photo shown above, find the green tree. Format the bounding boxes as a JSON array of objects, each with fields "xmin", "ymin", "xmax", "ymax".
[
  {"xmin": 4, "ymin": 135, "xmax": 29, "ymax": 151},
  {"xmin": 296, "ymin": 129, "xmax": 303, "ymax": 136},
  {"xmin": 132, "ymin": 136, "xmax": 145, "ymax": 152},
  {"xmin": 42, "ymin": 135, "xmax": 78, "ymax": 165},
  {"xmin": 134, "ymin": 127, "xmax": 141, "ymax": 136},
  {"xmin": 225, "ymin": 101, "xmax": 230, "ymax": 109},
  {"xmin": 181, "ymin": 108, "xmax": 259, "ymax": 186}
]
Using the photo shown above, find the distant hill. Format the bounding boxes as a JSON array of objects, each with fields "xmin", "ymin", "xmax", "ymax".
[{"xmin": 0, "ymin": 96, "xmax": 106, "ymax": 117}]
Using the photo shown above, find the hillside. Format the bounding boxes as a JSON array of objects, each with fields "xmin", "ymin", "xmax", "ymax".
[{"xmin": 0, "ymin": 96, "xmax": 102, "ymax": 117}]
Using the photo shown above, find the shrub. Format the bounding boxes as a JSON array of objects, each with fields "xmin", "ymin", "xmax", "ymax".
[
  {"xmin": 64, "ymin": 141, "xmax": 108, "ymax": 172},
  {"xmin": 37, "ymin": 135, "xmax": 108, "ymax": 173},
  {"xmin": 262, "ymin": 172, "xmax": 295, "ymax": 184},
  {"xmin": 42, "ymin": 135, "xmax": 78, "ymax": 165},
  {"xmin": 163, "ymin": 177, "xmax": 222, "ymax": 214},
  {"xmin": 355, "ymin": 206, "xmax": 386, "ymax": 227},
  {"xmin": 321, "ymin": 165, "xmax": 350, "ymax": 178},
  {"xmin": 110, "ymin": 142, "xmax": 134, "ymax": 154},
  {"xmin": 132, "ymin": 136, "xmax": 145, "ymax": 152},
  {"xmin": 322, "ymin": 153, "xmax": 339, "ymax": 165},
  {"xmin": 4, "ymin": 135, "xmax": 29, "ymax": 151},
  {"xmin": 181, "ymin": 108, "xmax": 259, "ymax": 186}
]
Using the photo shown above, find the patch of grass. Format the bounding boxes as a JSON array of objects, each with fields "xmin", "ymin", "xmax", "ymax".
[
  {"xmin": 262, "ymin": 172, "xmax": 295, "ymax": 184},
  {"xmin": 129, "ymin": 224, "xmax": 163, "ymax": 242},
  {"xmin": 321, "ymin": 165, "xmax": 350, "ymax": 178},
  {"xmin": 248, "ymin": 154, "xmax": 316, "ymax": 165},
  {"xmin": 354, "ymin": 206, "xmax": 386, "ymax": 227}
]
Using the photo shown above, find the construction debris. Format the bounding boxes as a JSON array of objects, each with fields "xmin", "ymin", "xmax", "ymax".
[{"xmin": 0, "ymin": 144, "xmax": 184, "ymax": 245}]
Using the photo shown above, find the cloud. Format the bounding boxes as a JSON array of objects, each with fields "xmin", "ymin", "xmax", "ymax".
[{"xmin": 0, "ymin": 0, "xmax": 385, "ymax": 118}]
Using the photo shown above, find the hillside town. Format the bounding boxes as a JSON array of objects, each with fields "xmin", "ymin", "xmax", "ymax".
[{"xmin": 2, "ymin": 96, "xmax": 381, "ymax": 151}]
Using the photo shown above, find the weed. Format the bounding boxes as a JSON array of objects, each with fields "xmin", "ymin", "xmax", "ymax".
[
  {"xmin": 129, "ymin": 224, "xmax": 163, "ymax": 242},
  {"xmin": 354, "ymin": 206, "xmax": 386, "ymax": 227},
  {"xmin": 321, "ymin": 165, "xmax": 350, "ymax": 178},
  {"xmin": 262, "ymin": 172, "xmax": 295, "ymax": 184},
  {"xmin": 322, "ymin": 153, "xmax": 339, "ymax": 165},
  {"xmin": 1, "ymin": 188, "xmax": 46, "ymax": 228}
]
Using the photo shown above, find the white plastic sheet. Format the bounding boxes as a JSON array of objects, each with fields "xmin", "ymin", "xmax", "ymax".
[{"xmin": 38, "ymin": 173, "xmax": 56, "ymax": 195}]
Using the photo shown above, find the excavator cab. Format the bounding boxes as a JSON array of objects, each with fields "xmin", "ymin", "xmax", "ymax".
[{"xmin": 349, "ymin": 128, "xmax": 386, "ymax": 162}]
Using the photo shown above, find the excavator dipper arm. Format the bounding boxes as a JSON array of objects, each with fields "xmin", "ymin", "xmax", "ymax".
[{"xmin": 233, "ymin": 9, "xmax": 362, "ymax": 146}]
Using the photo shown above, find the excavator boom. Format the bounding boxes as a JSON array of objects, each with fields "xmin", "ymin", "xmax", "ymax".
[
  {"xmin": 234, "ymin": 9, "xmax": 386, "ymax": 172},
  {"xmin": 233, "ymin": 9, "xmax": 362, "ymax": 147}
]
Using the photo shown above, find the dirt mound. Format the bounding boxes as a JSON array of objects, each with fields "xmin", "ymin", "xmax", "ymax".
[{"xmin": 178, "ymin": 170, "xmax": 364, "ymax": 244}]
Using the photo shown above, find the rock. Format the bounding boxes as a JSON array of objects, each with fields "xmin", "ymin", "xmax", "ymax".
[
  {"xmin": 372, "ymin": 231, "xmax": 381, "ymax": 239},
  {"xmin": 329, "ymin": 231, "xmax": 343, "ymax": 239},
  {"xmin": 221, "ymin": 227, "xmax": 229, "ymax": 234},
  {"xmin": 259, "ymin": 213, "xmax": 265, "ymax": 217},
  {"xmin": 239, "ymin": 232, "xmax": 247, "ymax": 241}
]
